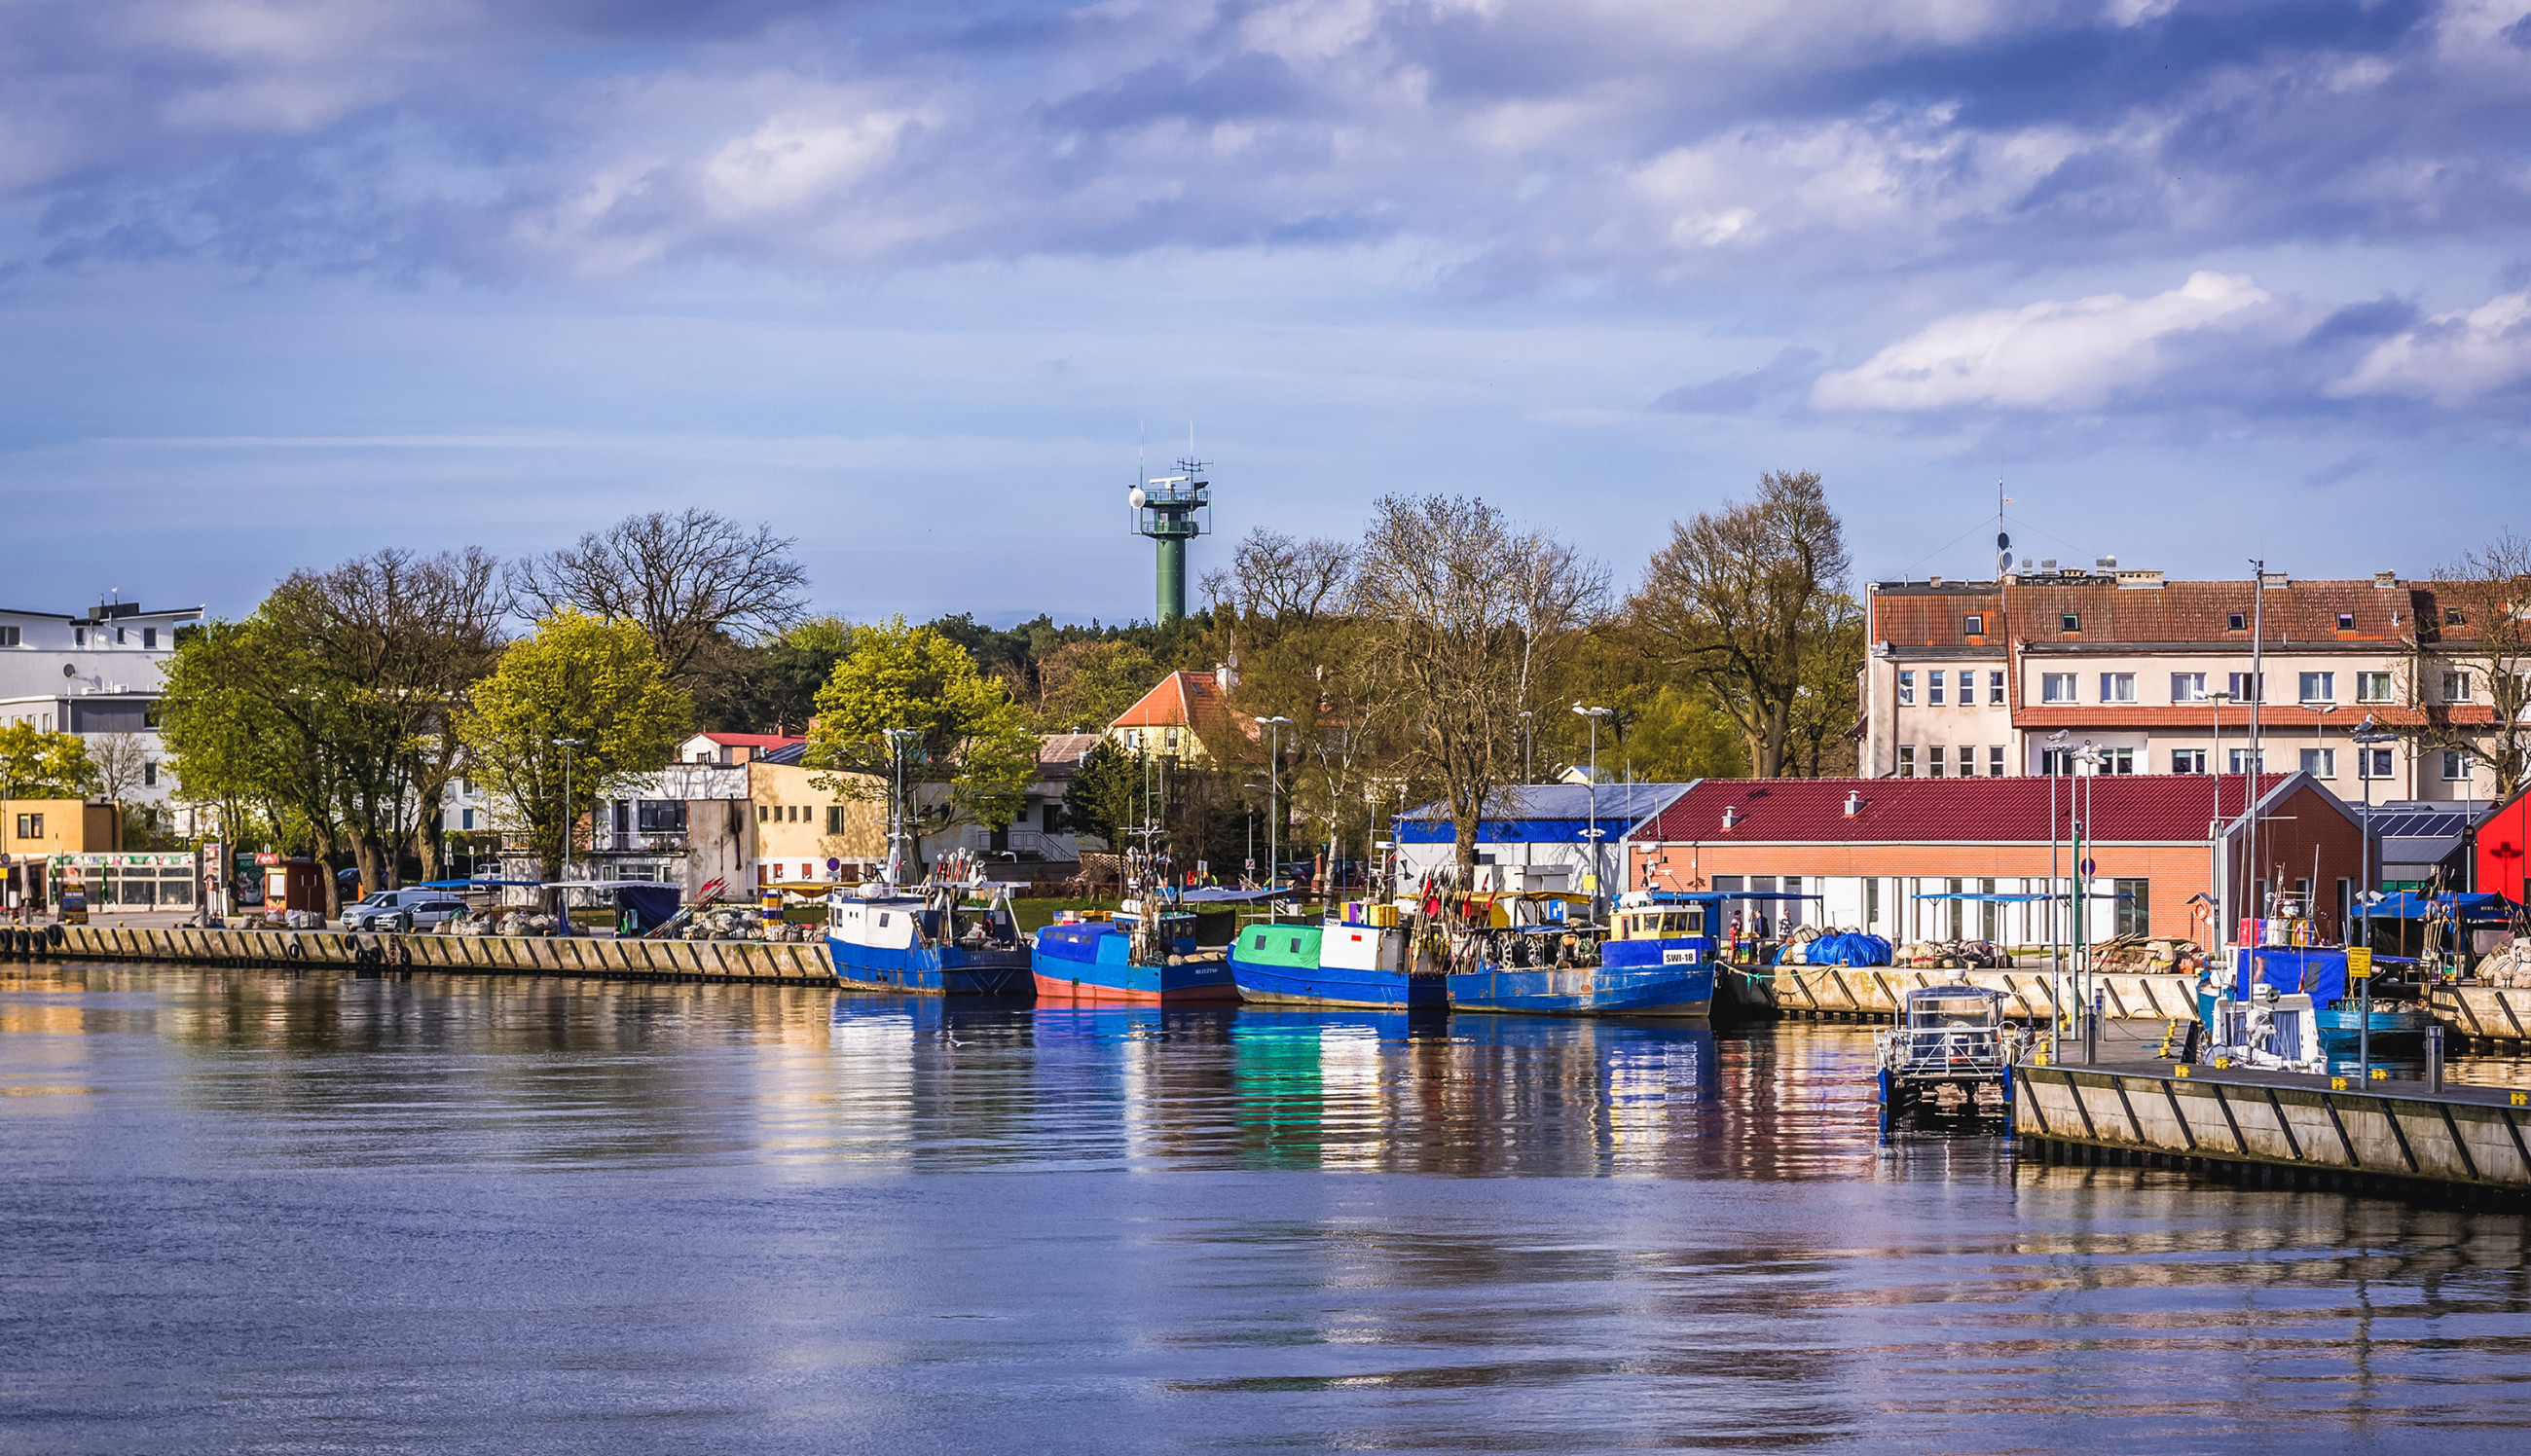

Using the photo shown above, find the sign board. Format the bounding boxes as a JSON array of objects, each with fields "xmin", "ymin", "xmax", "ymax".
[
  {"xmin": 2080, "ymin": 857, "xmax": 2096, "ymax": 876},
  {"xmin": 825, "ymin": 857, "xmax": 840, "ymax": 872},
  {"xmin": 2347, "ymin": 947, "xmax": 2373, "ymax": 979}
]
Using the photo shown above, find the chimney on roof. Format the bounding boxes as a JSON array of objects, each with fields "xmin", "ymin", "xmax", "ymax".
[
  {"xmin": 1843, "ymin": 790, "xmax": 1862, "ymax": 817},
  {"xmin": 2373, "ymin": 571, "xmax": 2399, "ymax": 588},
  {"xmin": 1928, "ymin": 574, "xmax": 1942, "ymax": 588},
  {"xmin": 2095, "ymin": 556, "xmax": 2116, "ymax": 571},
  {"xmin": 1720, "ymin": 806, "xmax": 1739, "ymax": 830},
  {"xmin": 1215, "ymin": 660, "xmax": 1239, "ymax": 690}
]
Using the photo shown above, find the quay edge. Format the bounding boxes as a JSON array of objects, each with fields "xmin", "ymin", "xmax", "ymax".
[{"xmin": 0, "ymin": 923, "xmax": 837, "ymax": 986}]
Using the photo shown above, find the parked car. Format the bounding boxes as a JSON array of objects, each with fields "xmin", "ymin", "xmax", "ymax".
[{"xmin": 344, "ymin": 889, "xmax": 464, "ymax": 932}]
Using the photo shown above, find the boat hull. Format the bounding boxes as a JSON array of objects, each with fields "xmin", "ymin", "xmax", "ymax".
[
  {"xmin": 1032, "ymin": 922, "xmax": 1238, "ymax": 1003},
  {"xmin": 1229, "ymin": 920, "xmax": 1437, "ymax": 1008},
  {"xmin": 1447, "ymin": 963, "xmax": 1714, "ymax": 1016},
  {"xmin": 825, "ymin": 937, "xmax": 1034, "ymax": 996}
]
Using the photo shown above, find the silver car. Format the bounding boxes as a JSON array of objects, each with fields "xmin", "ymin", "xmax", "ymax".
[{"xmin": 346, "ymin": 890, "xmax": 465, "ymax": 932}]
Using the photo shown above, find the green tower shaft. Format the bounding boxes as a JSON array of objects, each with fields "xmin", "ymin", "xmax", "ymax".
[
  {"xmin": 1155, "ymin": 535, "xmax": 1187, "ymax": 623},
  {"xmin": 1130, "ymin": 456, "xmax": 1209, "ymax": 625}
]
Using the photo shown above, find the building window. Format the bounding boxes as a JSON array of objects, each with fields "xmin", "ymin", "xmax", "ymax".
[
  {"xmin": 2100, "ymin": 673, "xmax": 2136, "ymax": 703},
  {"xmin": 2442, "ymin": 750, "xmax": 2470, "ymax": 781},
  {"xmin": 73, "ymin": 628, "xmax": 85, "ymax": 646},
  {"xmin": 461, "ymin": 809, "xmax": 475, "ymax": 830},
  {"xmin": 1989, "ymin": 671, "xmax": 2005, "ymax": 705},
  {"xmin": 2447, "ymin": 608, "xmax": 2466, "ymax": 626},
  {"xmin": 143, "ymin": 628, "xmax": 157, "ymax": 649},
  {"xmin": 1989, "ymin": 745, "xmax": 2005, "ymax": 776},
  {"xmin": 2357, "ymin": 672, "xmax": 2393, "ymax": 703},
  {"xmin": 2301, "ymin": 747, "xmax": 2336, "ymax": 779},
  {"xmin": 756, "ymin": 805, "xmax": 769, "ymax": 823},
  {"xmin": 827, "ymin": 806, "xmax": 848, "ymax": 834},
  {"xmin": 2041, "ymin": 673, "xmax": 2077, "ymax": 704},
  {"xmin": 1897, "ymin": 746, "xmax": 1916, "ymax": 778},
  {"xmin": 2172, "ymin": 673, "xmax": 2206, "ymax": 702},
  {"xmin": 142, "ymin": 762, "xmax": 158, "ymax": 786},
  {"xmin": 1896, "ymin": 671, "xmax": 1915, "ymax": 706},
  {"xmin": 2172, "ymin": 748, "xmax": 2206, "ymax": 773},
  {"xmin": 2113, "ymin": 878, "xmax": 2150, "ymax": 938},
  {"xmin": 1928, "ymin": 671, "xmax": 1946, "ymax": 706},
  {"xmin": 1956, "ymin": 746, "xmax": 1974, "ymax": 777},
  {"xmin": 2229, "ymin": 748, "xmax": 2265, "ymax": 773},
  {"xmin": 639, "ymin": 802, "xmax": 687, "ymax": 834},
  {"xmin": 2336, "ymin": 612, "xmax": 2355, "ymax": 631},
  {"xmin": 115, "ymin": 627, "xmax": 126, "ymax": 644},
  {"xmin": 2299, "ymin": 672, "xmax": 2335, "ymax": 703},
  {"xmin": 0, "ymin": 627, "xmax": 17, "ymax": 646},
  {"xmin": 1042, "ymin": 804, "xmax": 1061, "ymax": 833},
  {"xmin": 1927, "ymin": 746, "xmax": 1947, "ymax": 778},
  {"xmin": 2227, "ymin": 672, "xmax": 2263, "ymax": 702},
  {"xmin": 2097, "ymin": 747, "xmax": 2135, "ymax": 774},
  {"xmin": 2227, "ymin": 613, "xmax": 2246, "ymax": 631},
  {"xmin": 14, "ymin": 814, "xmax": 40, "ymax": 838},
  {"xmin": 2061, "ymin": 612, "xmax": 2080, "ymax": 633},
  {"xmin": 1963, "ymin": 613, "xmax": 1985, "ymax": 635},
  {"xmin": 2360, "ymin": 746, "xmax": 2394, "ymax": 780},
  {"xmin": 2443, "ymin": 672, "xmax": 2474, "ymax": 702}
]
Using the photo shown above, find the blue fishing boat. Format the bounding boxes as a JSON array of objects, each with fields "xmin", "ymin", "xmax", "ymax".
[
  {"xmin": 1446, "ymin": 891, "xmax": 1714, "ymax": 1017},
  {"xmin": 826, "ymin": 879, "xmax": 1033, "ymax": 995},
  {"xmin": 1033, "ymin": 904, "xmax": 1236, "ymax": 1002},
  {"xmin": 1229, "ymin": 917, "xmax": 1440, "ymax": 1008}
]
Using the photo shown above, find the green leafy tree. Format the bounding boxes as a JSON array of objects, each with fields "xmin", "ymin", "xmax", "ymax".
[
  {"xmin": 1627, "ymin": 686, "xmax": 1750, "ymax": 781},
  {"xmin": 454, "ymin": 611, "xmax": 693, "ymax": 882},
  {"xmin": 1035, "ymin": 639, "xmax": 1162, "ymax": 732},
  {"xmin": 1060, "ymin": 738, "xmax": 1141, "ymax": 851},
  {"xmin": 715, "ymin": 614, "xmax": 856, "ymax": 734},
  {"xmin": 0, "ymin": 723, "xmax": 96, "ymax": 800},
  {"xmin": 806, "ymin": 616, "xmax": 1039, "ymax": 864}
]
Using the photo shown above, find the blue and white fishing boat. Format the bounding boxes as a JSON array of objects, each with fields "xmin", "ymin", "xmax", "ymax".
[
  {"xmin": 826, "ymin": 871, "xmax": 1032, "ymax": 995},
  {"xmin": 1446, "ymin": 891, "xmax": 1715, "ymax": 1017}
]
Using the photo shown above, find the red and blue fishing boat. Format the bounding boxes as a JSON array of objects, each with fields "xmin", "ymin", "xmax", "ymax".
[
  {"xmin": 1033, "ymin": 898, "xmax": 1236, "ymax": 1002},
  {"xmin": 1446, "ymin": 891, "xmax": 1715, "ymax": 1017}
]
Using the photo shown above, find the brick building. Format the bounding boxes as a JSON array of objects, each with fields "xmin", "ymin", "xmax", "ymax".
[
  {"xmin": 1859, "ymin": 564, "xmax": 2501, "ymax": 804},
  {"xmin": 1625, "ymin": 774, "xmax": 2365, "ymax": 948}
]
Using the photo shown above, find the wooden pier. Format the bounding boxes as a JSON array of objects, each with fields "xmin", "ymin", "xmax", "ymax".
[
  {"xmin": 0, "ymin": 923, "xmax": 836, "ymax": 985},
  {"xmin": 1726, "ymin": 964, "xmax": 2198, "ymax": 1024},
  {"xmin": 2015, "ymin": 1059, "xmax": 2531, "ymax": 1200}
]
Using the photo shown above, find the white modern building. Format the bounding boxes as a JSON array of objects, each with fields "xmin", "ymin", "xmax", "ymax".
[{"xmin": 0, "ymin": 600, "xmax": 203, "ymax": 818}]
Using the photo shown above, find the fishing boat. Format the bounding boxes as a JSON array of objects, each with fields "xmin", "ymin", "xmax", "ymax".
[
  {"xmin": 1445, "ymin": 890, "xmax": 1715, "ymax": 1017},
  {"xmin": 825, "ymin": 855, "xmax": 1032, "ymax": 995},
  {"xmin": 1033, "ymin": 844, "xmax": 1236, "ymax": 1002},
  {"xmin": 1229, "ymin": 911, "xmax": 1438, "ymax": 1008},
  {"xmin": 1876, "ymin": 985, "xmax": 2019, "ymax": 1124}
]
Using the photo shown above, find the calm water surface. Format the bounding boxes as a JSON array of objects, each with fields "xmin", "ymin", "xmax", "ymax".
[{"xmin": 5, "ymin": 963, "xmax": 2530, "ymax": 1454}]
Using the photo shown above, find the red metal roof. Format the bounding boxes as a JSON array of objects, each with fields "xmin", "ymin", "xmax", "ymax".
[
  {"xmin": 1108, "ymin": 671, "xmax": 1229, "ymax": 731},
  {"xmin": 1641, "ymin": 774, "xmax": 2333, "ymax": 845},
  {"xmin": 693, "ymin": 733, "xmax": 806, "ymax": 748}
]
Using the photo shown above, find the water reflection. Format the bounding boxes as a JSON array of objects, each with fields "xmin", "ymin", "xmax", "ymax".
[{"xmin": 8, "ymin": 963, "xmax": 2531, "ymax": 1455}]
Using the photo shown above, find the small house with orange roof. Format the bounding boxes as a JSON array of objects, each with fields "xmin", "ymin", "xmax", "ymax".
[{"xmin": 1105, "ymin": 667, "xmax": 1240, "ymax": 762}]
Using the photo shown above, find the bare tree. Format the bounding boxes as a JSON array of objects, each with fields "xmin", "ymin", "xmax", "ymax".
[
  {"xmin": 85, "ymin": 732, "xmax": 153, "ymax": 806},
  {"xmin": 1202, "ymin": 528, "xmax": 1356, "ymax": 627},
  {"xmin": 1630, "ymin": 470, "xmax": 1854, "ymax": 779},
  {"xmin": 1353, "ymin": 494, "xmax": 1605, "ymax": 875},
  {"xmin": 2409, "ymin": 532, "xmax": 2531, "ymax": 801},
  {"xmin": 508, "ymin": 509, "xmax": 809, "ymax": 696}
]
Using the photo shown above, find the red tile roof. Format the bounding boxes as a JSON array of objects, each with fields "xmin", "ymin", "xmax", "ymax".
[
  {"xmin": 1640, "ymin": 774, "xmax": 2344, "ymax": 845},
  {"xmin": 1108, "ymin": 671, "xmax": 1229, "ymax": 731},
  {"xmin": 2003, "ymin": 577, "xmax": 2413, "ymax": 647},
  {"xmin": 1870, "ymin": 586, "xmax": 2006, "ymax": 650}
]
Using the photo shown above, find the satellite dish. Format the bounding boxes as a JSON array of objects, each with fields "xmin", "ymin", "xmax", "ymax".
[
  {"xmin": 1996, "ymin": 531, "xmax": 2010, "ymax": 551},
  {"xmin": 61, "ymin": 663, "xmax": 76, "ymax": 678},
  {"xmin": 1128, "ymin": 487, "xmax": 1148, "ymax": 509}
]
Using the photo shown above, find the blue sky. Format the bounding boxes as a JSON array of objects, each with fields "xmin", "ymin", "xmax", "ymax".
[{"xmin": 2, "ymin": 0, "xmax": 2526, "ymax": 624}]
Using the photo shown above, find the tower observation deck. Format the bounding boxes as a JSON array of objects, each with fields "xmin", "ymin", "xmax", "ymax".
[{"xmin": 1129, "ymin": 457, "xmax": 1210, "ymax": 624}]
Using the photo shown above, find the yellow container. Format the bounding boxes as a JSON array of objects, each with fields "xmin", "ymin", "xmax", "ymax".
[{"xmin": 1368, "ymin": 903, "xmax": 1401, "ymax": 928}]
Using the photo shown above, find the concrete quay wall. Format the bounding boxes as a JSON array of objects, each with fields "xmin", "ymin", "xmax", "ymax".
[
  {"xmin": 2015, "ymin": 1062, "xmax": 2531, "ymax": 1199},
  {"xmin": 5, "ymin": 923, "xmax": 836, "ymax": 984},
  {"xmin": 1728, "ymin": 965, "xmax": 2198, "ymax": 1024}
]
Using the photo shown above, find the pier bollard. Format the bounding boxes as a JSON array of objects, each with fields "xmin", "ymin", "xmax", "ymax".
[
  {"xmin": 2426, "ymin": 1024, "xmax": 2445, "ymax": 1093},
  {"xmin": 2086, "ymin": 991, "xmax": 2102, "ymax": 1064}
]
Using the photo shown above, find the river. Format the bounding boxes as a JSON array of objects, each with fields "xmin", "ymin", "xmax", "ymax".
[{"xmin": 5, "ymin": 963, "xmax": 2528, "ymax": 1453}]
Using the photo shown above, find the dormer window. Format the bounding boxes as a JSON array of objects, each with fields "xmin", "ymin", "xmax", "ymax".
[
  {"xmin": 2447, "ymin": 608, "xmax": 2466, "ymax": 626},
  {"xmin": 2336, "ymin": 612, "xmax": 2354, "ymax": 631},
  {"xmin": 2227, "ymin": 613, "xmax": 2246, "ymax": 631},
  {"xmin": 1963, "ymin": 613, "xmax": 1985, "ymax": 636},
  {"xmin": 2060, "ymin": 612, "xmax": 2080, "ymax": 633}
]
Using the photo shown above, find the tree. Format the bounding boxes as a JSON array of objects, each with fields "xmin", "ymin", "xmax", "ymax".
[
  {"xmin": 1035, "ymin": 639, "xmax": 1161, "ymax": 732},
  {"xmin": 1631, "ymin": 470, "xmax": 1856, "ymax": 779},
  {"xmin": 1352, "ymin": 494, "xmax": 1605, "ymax": 875},
  {"xmin": 2412, "ymin": 532, "xmax": 2531, "ymax": 801},
  {"xmin": 714, "ymin": 615, "xmax": 856, "ymax": 733},
  {"xmin": 85, "ymin": 732, "xmax": 152, "ymax": 805},
  {"xmin": 1061, "ymin": 738, "xmax": 1140, "ymax": 851},
  {"xmin": 805, "ymin": 617, "xmax": 1040, "ymax": 865},
  {"xmin": 454, "ymin": 611, "xmax": 693, "ymax": 883},
  {"xmin": 0, "ymin": 723, "xmax": 92, "ymax": 799},
  {"xmin": 1627, "ymin": 686, "xmax": 1749, "ymax": 781},
  {"xmin": 507, "ymin": 509, "xmax": 808, "ymax": 705}
]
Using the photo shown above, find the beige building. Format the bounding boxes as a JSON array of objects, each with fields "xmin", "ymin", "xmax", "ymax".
[
  {"xmin": 748, "ymin": 750, "xmax": 887, "ymax": 886},
  {"xmin": 1860, "ymin": 564, "xmax": 2500, "ymax": 803}
]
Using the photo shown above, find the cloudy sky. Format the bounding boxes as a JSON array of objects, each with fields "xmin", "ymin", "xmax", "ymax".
[{"xmin": 2, "ymin": 0, "xmax": 2526, "ymax": 624}]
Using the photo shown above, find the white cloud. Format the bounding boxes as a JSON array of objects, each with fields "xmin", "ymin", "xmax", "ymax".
[
  {"xmin": 2330, "ymin": 291, "xmax": 2531, "ymax": 406},
  {"xmin": 1812, "ymin": 271, "xmax": 2279, "ymax": 411}
]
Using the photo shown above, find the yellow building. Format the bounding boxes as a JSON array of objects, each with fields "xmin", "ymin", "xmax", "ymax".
[
  {"xmin": 748, "ymin": 751, "xmax": 888, "ymax": 886},
  {"xmin": 3, "ymin": 798, "xmax": 120, "ymax": 855},
  {"xmin": 1106, "ymin": 668, "xmax": 1238, "ymax": 763}
]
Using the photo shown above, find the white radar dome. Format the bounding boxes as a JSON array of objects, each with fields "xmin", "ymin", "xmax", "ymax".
[{"xmin": 1129, "ymin": 487, "xmax": 1148, "ymax": 508}]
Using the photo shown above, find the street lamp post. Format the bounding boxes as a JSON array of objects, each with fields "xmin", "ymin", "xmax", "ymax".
[
  {"xmin": 554, "ymin": 737, "xmax": 585, "ymax": 935},
  {"xmin": 1573, "ymin": 704, "xmax": 1612, "ymax": 918},
  {"xmin": 2352, "ymin": 714, "xmax": 2396, "ymax": 1080},
  {"xmin": 1257, "ymin": 717, "xmax": 1292, "ymax": 898},
  {"xmin": 2046, "ymin": 727, "xmax": 2071, "ymax": 1057}
]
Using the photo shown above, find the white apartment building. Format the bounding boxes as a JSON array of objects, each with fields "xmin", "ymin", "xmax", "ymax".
[
  {"xmin": 1858, "ymin": 564, "xmax": 2496, "ymax": 803},
  {"xmin": 0, "ymin": 601, "xmax": 203, "ymax": 816}
]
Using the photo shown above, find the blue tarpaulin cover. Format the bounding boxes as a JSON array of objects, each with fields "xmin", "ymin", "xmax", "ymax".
[
  {"xmin": 2360, "ymin": 892, "xmax": 2517, "ymax": 922},
  {"xmin": 613, "ymin": 885, "xmax": 680, "ymax": 933},
  {"xmin": 2234, "ymin": 946, "xmax": 2348, "ymax": 1005},
  {"xmin": 1802, "ymin": 932, "xmax": 1893, "ymax": 966}
]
